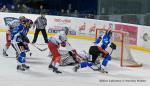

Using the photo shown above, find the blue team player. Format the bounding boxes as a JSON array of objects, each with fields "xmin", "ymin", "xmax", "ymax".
[
  {"xmin": 11, "ymin": 19, "xmax": 32, "ymax": 71},
  {"xmin": 91, "ymin": 29, "xmax": 116, "ymax": 73},
  {"xmin": 73, "ymin": 29, "xmax": 116, "ymax": 73}
]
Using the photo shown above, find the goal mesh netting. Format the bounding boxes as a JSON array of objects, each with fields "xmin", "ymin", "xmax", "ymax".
[{"xmin": 96, "ymin": 29, "xmax": 142, "ymax": 67}]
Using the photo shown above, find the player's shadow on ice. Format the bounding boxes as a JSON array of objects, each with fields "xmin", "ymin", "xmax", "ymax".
[
  {"xmin": 26, "ymin": 57, "xmax": 49, "ymax": 65},
  {"xmin": 26, "ymin": 60, "xmax": 47, "ymax": 65},
  {"xmin": 26, "ymin": 57, "xmax": 44, "ymax": 60},
  {"xmin": 20, "ymin": 70, "xmax": 55, "ymax": 78},
  {"xmin": 5, "ymin": 56, "xmax": 17, "ymax": 59}
]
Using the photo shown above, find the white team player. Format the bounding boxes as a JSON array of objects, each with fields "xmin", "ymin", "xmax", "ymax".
[{"xmin": 47, "ymin": 28, "xmax": 80, "ymax": 73}]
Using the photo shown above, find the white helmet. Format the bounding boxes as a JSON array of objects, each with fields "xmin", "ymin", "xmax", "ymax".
[{"xmin": 58, "ymin": 31, "xmax": 67, "ymax": 41}]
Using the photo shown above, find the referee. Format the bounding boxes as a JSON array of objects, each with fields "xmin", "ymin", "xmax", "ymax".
[{"xmin": 32, "ymin": 12, "xmax": 48, "ymax": 43}]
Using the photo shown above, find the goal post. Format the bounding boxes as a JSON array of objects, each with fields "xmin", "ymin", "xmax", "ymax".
[{"xmin": 96, "ymin": 29, "xmax": 142, "ymax": 67}]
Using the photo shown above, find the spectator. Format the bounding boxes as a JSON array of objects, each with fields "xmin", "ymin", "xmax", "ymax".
[
  {"xmin": 20, "ymin": 4, "xmax": 29, "ymax": 13},
  {"xmin": 60, "ymin": 9, "xmax": 65, "ymax": 16},
  {"xmin": 15, "ymin": 4, "xmax": 21, "ymax": 12},
  {"xmin": 66, "ymin": 9, "xmax": 70, "ymax": 16},
  {"xmin": 32, "ymin": 12, "xmax": 48, "ymax": 43},
  {"xmin": 9, "ymin": 5, "xmax": 15, "ymax": 12},
  {"xmin": 39, "ymin": 5, "xmax": 43, "ymax": 14},
  {"xmin": 71, "ymin": 10, "xmax": 79, "ymax": 17},
  {"xmin": 0, "ymin": 5, "xmax": 8, "ymax": 12}
]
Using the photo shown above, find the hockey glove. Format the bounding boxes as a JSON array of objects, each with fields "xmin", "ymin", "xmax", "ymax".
[{"xmin": 110, "ymin": 42, "xmax": 116, "ymax": 50}]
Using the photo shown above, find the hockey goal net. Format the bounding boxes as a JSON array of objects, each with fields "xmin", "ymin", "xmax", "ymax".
[{"xmin": 96, "ymin": 29, "xmax": 142, "ymax": 67}]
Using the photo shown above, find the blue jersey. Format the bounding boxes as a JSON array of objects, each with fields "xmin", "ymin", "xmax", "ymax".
[
  {"xmin": 101, "ymin": 33, "xmax": 111, "ymax": 49},
  {"xmin": 94, "ymin": 32, "xmax": 111, "ymax": 50},
  {"xmin": 11, "ymin": 24, "xmax": 29, "ymax": 42}
]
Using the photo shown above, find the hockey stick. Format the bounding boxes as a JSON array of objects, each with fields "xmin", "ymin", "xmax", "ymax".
[
  {"xmin": 32, "ymin": 43, "xmax": 47, "ymax": 45},
  {"xmin": 31, "ymin": 44, "xmax": 48, "ymax": 51}
]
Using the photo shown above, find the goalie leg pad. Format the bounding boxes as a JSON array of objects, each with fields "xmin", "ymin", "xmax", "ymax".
[{"xmin": 68, "ymin": 51, "xmax": 80, "ymax": 63}]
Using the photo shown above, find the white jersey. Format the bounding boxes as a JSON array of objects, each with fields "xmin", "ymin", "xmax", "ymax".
[
  {"xmin": 48, "ymin": 36, "xmax": 62, "ymax": 46},
  {"xmin": 48, "ymin": 31, "xmax": 67, "ymax": 45},
  {"xmin": 8, "ymin": 19, "xmax": 20, "ymax": 30},
  {"xmin": 48, "ymin": 31, "xmax": 74, "ymax": 51}
]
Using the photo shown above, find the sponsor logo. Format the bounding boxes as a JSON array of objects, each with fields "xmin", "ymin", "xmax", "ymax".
[
  {"xmin": 3, "ymin": 17, "xmax": 18, "ymax": 26},
  {"xmin": 54, "ymin": 18, "xmax": 71, "ymax": 24},
  {"xmin": 142, "ymin": 33, "xmax": 150, "ymax": 42},
  {"xmin": 48, "ymin": 26, "xmax": 76, "ymax": 35}
]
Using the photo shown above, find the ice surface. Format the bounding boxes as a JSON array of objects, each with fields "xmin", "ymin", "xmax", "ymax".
[{"xmin": 0, "ymin": 32, "xmax": 150, "ymax": 86}]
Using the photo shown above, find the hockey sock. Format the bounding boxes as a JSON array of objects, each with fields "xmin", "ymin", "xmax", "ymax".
[
  {"xmin": 101, "ymin": 54, "xmax": 111, "ymax": 67},
  {"xmin": 18, "ymin": 52, "xmax": 26, "ymax": 64},
  {"xmin": 80, "ymin": 62, "xmax": 87, "ymax": 68},
  {"xmin": 80, "ymin": 62, "xmax": 93, "ymax": 68}
]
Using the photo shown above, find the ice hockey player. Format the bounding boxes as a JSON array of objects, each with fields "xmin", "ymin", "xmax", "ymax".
[
  {"xmin": 73, "ymin": 29, "xmax": 116, "ymax": 73},
  {"xmin": 3, "ymin": 16, "xmax": 26, "ymax": 56},
  {"xmin": 48, "ymin": 31, "xmax": 67, "ymax": 73},
  {"xmin": 90, "ymin": 29, "xmax": 116, "ymax": 73},
  {"xmin": 11, "ymin": 19, "xmax": 32, "ymax": 71},
  {"xmin": 23, "ymin": 19, "xmax": 33, "ymax": 55},
  {"xmin": 47, "ymin": 27, "xmax": 80, "ymax": 73}
]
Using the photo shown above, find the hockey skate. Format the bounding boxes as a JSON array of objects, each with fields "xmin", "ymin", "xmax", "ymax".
[
  {"xmin": 17, "ymin": 65, "xmax": 25, "ymax": 71},
  {"xmin": 22, "ymin": 64, "xmax": 30, "ymax": 70},
  {"xmin": 3, "ymin": 49, "xmax": 8, "ymax": 56},
  {"xmin": 73, "ymin": 64, "xmax": 80, "ymax": 72},
  {"xmin": 98, "ymin": 66, "xmax": 108, "ymax": 74},
  {"xmin": 48, "ymin": 64, "xmax": 54, "ymax": 69},
  {"xmin": 53, "ymin": 67, "xmax": 62, "ymax": 74}
]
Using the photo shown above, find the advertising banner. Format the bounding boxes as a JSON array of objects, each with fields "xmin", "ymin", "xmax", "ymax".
[
  {"xmin": 0, "ymin": 12, "xmax": 150, "ymax": 48},
  {"xmin": 115, "ymin": 24, "xmax": 138, "ymax": 45},
  {"xmin": 137, "ymin": 26, "xmax": 150, "ymax": 48}
]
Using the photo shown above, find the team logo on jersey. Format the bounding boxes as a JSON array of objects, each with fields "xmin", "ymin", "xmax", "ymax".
[{"xmin": 3, "ymin": 17, "xmax": 18, "ymax": 26}]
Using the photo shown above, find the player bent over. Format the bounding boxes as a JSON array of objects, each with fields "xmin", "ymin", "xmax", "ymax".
[
  {"xmin": 48, "ymin": 31, "xmax": 67, "ymax": 73},
  {"xmin": 74, "ymin": 30, "xmax": 116, "ymax": 73},
  {"xmin": 3, "ymin": 16, "xmax": 26, "ymax": 56},
  {"xmin": 11, "ymin": 19, "xmax": 32, "ymax": 71}
]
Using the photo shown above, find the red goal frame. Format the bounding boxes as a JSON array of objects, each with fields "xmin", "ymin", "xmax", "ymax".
[{"xmin": 96, "ymin": 29, "xmax": 142, "ymax": 67}]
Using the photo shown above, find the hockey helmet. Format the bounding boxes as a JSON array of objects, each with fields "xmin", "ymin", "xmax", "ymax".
[
  {"xmin": 59, "ymin": 31, "xmax": 67, "ymax": 41},
  {"xmin": 19, "ymin": 16, "xmax": 25, "ymax": 20},
  {"xmin": 62, "ymin": 27, "xmax": 69, "ymax": 35}
]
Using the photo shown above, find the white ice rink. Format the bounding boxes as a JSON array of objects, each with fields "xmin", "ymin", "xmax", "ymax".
[{"xmin": 0, "ymin": 32, "xmax": 150, "ymax": 86}]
